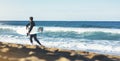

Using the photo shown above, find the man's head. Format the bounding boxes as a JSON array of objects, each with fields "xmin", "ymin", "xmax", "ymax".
[{"xmin": 29, "ymin": 17, "xmax": 33, "ymax": 21}]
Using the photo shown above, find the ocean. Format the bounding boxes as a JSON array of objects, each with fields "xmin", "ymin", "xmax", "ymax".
[{"xmin": 0, "ymin": 21, "xmax": 120, "ymax": 55}]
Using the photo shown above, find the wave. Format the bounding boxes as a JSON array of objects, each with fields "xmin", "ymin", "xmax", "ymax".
[
  {"xmin": 44, "ymin": 27, "xmax": 120, "ymax": 34},
  {"xmin": 1, "ymin": 25, "xmax": 120, "ymax": 40},
  {"xmin": 1, "ymin": 25, "xmax": 120, "ymax": 34},
  {"xmin": 43, "ymin": 31, "xmax": 120, "ymax": 40},
  {"xmin": 0, "ymin": 25, "xmax": 120, "ymax": 55},
  {"xmin": 43, "ymin": 39, "xmax": 120, "ymax": 55}
]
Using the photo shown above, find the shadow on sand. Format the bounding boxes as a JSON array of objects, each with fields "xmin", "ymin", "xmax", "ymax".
[{"xmin": 0, "ymin": 42, "xmax": 118, "ymax": 61}]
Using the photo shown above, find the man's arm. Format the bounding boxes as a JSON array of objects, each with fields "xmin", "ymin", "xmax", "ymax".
[
  {"xmin": 27, "ymin": 24, "xmax": 34, "ymax": 36},
  {"xmin": 27, "ymin": 21, "xmax": 35, "ymax": 36},
  {"xmin": 28, "ymin": 25, "xmax": 33, "ymax": 33}
]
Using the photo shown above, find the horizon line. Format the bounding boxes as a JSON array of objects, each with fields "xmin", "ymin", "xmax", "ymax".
[{"xmin": 0, "ymin": 19, "xmax": 120, "ymax": 21}]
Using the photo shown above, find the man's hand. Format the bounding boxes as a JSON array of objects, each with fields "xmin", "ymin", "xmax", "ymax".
[{"xmin": 27, "ymin": 32, "xmax": 30, "ymax": 36}]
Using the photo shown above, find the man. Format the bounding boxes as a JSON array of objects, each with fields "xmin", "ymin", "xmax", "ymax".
[{"xmin": 26, "ymin": 17, "xmax": 42, "ymax": 45}]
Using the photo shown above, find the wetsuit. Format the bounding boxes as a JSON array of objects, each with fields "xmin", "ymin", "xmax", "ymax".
[
  {"xmin": 26, "ymin": 21, "xmax": 35, "ymax": 34},
  {"xmin": 26, "ymin": 21, "xmax": 41, "ymax": 45}
]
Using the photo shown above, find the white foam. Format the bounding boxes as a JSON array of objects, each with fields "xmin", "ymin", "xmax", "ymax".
[
  {"xmin": 1, "ymin": 25, "xmax": 120, "ymax": 34},
  {"xmin": 42, "ymin": 38, "xmax": 120, "ymax": 55},
  {"xmin": 44, "ymin": 27, "xmax": 120, "ymax": 34},
  {"xmin": 0, "ymin": 36, "xmax": 30, "ymax": 44},
  {"xmin": 0, "ymin": 34, "xmax": 120, "ymax": 55},
  {"xmin": 0, "ymin": 25, "xmax": 25, "ymax": 34}
]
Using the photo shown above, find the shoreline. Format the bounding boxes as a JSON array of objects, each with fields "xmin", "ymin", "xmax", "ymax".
[{"xmin": 0, "ymin": 42, "xmax": 120, "ymax": 61}]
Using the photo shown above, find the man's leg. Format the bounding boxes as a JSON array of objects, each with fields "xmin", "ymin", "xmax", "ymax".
[
  {"xmin": 33, "ymin": 34, "xmax": 42, "ymax": 45},
  {"xmin": 30, "ymin": 35, "xmax": 33, "ymax": 44}
]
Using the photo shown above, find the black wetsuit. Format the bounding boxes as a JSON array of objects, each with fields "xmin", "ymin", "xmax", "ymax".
[{"xmin": 26, "ymin": 21, "xmax": 41, "ymax": 45}]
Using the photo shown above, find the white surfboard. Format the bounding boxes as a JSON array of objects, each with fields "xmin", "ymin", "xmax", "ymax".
[{"xmin": 17, "ymin": 27, "xmax": 43, "ymax": 35}]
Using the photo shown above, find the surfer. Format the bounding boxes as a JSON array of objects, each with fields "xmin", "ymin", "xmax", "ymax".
[{"xmin": 26, "ymin": 17, "xmax": 42, "ymax": 46}]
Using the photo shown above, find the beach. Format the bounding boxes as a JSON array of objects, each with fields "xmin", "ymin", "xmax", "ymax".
[{"xmin": 0, "ymin": 42, "xmax": 120, "ymax": 61}]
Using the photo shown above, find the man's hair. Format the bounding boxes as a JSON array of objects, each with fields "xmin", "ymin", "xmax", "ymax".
[{"xmin": 29, "ymin": 17, "xmax": 33, "ymax": 20}]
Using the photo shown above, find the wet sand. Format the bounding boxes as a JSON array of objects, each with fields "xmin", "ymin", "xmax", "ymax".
[{"xmin": 0, "ymin": 42, "xmax": 120, "ymax": 61}]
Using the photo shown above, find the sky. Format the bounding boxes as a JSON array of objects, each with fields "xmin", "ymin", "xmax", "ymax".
[{"xmin": 0, "ymin": 0, "xmax": 120, "ymax": 21}]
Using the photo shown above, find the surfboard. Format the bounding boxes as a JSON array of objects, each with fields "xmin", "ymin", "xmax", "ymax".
[{"xmin": 17, "ymin": 27, "xmax": 43, "ymax": 35}]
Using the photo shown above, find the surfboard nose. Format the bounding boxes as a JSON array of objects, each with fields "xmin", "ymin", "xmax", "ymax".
[{"xmin": 38, "ymin": 27, "xmax": 43, "ymax": 32}]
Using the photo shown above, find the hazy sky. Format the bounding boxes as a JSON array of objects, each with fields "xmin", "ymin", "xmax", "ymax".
[{"xmin": 0, "ymin": 0, "xmax": 120, "ymax": 21}]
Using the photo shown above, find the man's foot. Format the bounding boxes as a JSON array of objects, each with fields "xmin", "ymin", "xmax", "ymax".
[
  {"xmin": 40, "ymin": 44, "xmax": 44, "ymax": 47},
  {"xmin": 36, "ymin": 44, "xmax": 45, "ymax": 49},
  {"xmin": 31, "ymin": 43, "xmax": 33, "ymax": 45},
  {"xmin": 40, "ymin": 44, "xmax": 45, "ymax": 48}
]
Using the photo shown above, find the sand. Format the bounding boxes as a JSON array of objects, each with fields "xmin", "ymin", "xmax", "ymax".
[{"xmin": 0, "ymin": 42, "xmax": 120, "ymax": 61}]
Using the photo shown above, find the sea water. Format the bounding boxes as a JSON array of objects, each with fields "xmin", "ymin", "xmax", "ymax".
[{"xmin": 0, "ymin": 21, "xmax": 120, "ymax": 55}]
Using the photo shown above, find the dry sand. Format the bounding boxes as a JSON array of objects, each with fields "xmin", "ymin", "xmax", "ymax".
[{"xmin": 0, "ymin": 42, "xmax": 120, "ymax": 61}]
